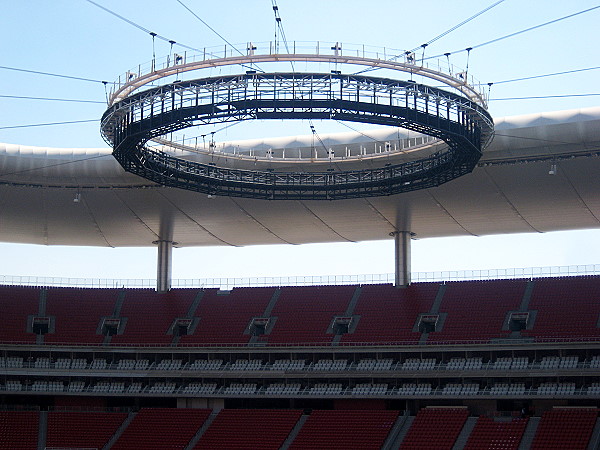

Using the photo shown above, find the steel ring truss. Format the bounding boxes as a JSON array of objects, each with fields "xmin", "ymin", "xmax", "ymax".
[{"xmin": 101, "ymin": 73, "xmax": 494, "ymax": 200}]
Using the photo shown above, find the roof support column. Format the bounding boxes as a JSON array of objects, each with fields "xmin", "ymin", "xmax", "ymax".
[
  {"xmin": 390, "ymin": 231, "xmax": 413, "ymax": 287},
  {"xmin": 154, "ymin": 240, "xmax": 176, "ymax": 292}
]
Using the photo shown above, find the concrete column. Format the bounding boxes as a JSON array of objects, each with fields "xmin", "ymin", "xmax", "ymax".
[
  {"xmin": 390, "ymin": 231, "xmax": 412, "ymax": 287},
  {"xmin": 154, "ymin": 240, "xmax": 176, "ymax": 292}
]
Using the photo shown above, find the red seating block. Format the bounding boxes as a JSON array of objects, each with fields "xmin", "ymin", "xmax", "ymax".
[
  {"xmin": 0, "ymin": 286, "xmax": 40, "ymax": 343},
  {"xmin": 464, "ymin": 416, "xmax": 528, "ymax": 450},
  {"xmin": 400, "ymin": 408, "xmax": 469, "ymax": 450},
  {"xmin": 46, "ymin": 411, "xmax": 128, "ymax": 449},
  {"xmin": 428, "ymin": 279, "xmax": 527, "ymax": 342},
  {"xmin": 0, "ymin": 411, "xmax": 39, "ymax": 449},
  {"xmin": 267, "ymin": 285, "xmax": 355, "ymax": 344},
  {"xmin": 45, "ymin": 287, "xmax": 119, "ymax": 344},
  {"xmin": 522, "ymin": 276, "xmax": 600, "ymax": 340},
  {"xmin": 289, "ymin": 409, "xmax": 399, "ymax": 450},
  {"xmin": 195, "ymin": 409, "xmax": 303, "ymax": 449},
  {"xmin": 179, "ymin": 287, "xmax": 274, "ymax": 344},
  {"xmin": 341, "ymin": 283, "xmax": 438, "ymax": 344},
  {"xmin": 111, "ymin": 289, "xmax": 198, "ymax": 344},
  {"xmin": 530, "ymin": 408, "xmax": 598, "ymax": 450},
  {"xmin": 112, "ymin": 408, "xmax": 211, "ymax": 450}
]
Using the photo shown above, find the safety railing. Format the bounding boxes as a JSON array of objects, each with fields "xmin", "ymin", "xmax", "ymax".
[
  {"xmin": 0, "ymin": 335, "xmax": 597, "ymax": 349},
  {"xmin": 0, "ymin": 264, "xmax": 598, "ymax": 289},
  {"xmin": 110, "ymin": 40, "xmax": 484, "ymax": 100}
]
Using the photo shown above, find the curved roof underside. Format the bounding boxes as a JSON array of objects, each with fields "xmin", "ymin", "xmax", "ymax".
[{"xmin": 1, "ymin": 107, "xmax": 599, "ymax": 248}]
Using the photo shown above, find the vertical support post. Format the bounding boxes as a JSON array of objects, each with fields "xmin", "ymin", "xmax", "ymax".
[
  {"xmin": 154, "ymin": 240, "xmax": 176, "ymax": 292},
  {"xmin": 390, "ymin": 231, "xmax": 412, "ymax": 288}
]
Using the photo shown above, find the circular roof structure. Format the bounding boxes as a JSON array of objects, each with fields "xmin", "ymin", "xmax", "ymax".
[
  {"xmin": 100, "ymin": 47, "xmax": 493, "ymax": 200},
  {"xmin": 1, "ymin": 107, "xmax": 599, "ymax": 248}
]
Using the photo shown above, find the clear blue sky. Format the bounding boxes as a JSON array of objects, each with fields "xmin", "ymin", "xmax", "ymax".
[{"xmin": 0, "ymin": 0, "xmax": 599, "ymax": 280}]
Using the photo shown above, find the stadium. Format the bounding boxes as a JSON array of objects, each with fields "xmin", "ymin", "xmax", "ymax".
[{"xmin": 1, "ymin": 1, "xmax": 599, "ymax": 449}]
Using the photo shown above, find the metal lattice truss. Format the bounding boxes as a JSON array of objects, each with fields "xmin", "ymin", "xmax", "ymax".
[{"xmin": 101, "ymin": 73, "xmax": 494, "ymax": 200}]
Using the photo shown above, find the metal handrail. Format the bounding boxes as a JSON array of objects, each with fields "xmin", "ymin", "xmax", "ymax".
[
  {"xmin": 0, "ymin": 336, "xmax": 598, "ymax": 350},
  {"xmin": 108, "ymin": 40, "xmax": 486, "ymax": 106},
  {"xmin": 0, "ymin": 264, "xmax": 598, "ymax": 289}
]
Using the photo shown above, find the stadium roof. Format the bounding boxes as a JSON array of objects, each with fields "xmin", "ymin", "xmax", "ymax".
[{"xmin": 1, "ymin": 107, "xmax": 599, "ymax": 248}]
